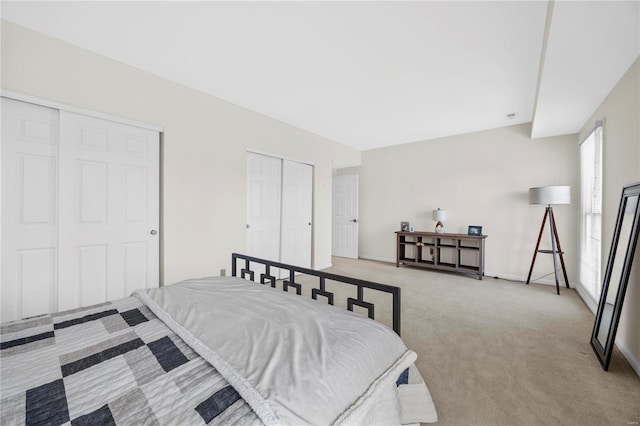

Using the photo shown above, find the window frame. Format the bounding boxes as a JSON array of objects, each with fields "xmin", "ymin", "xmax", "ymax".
[{"xmin": 579, "ymin": 121, "xmax": 604, "ymax": 302}]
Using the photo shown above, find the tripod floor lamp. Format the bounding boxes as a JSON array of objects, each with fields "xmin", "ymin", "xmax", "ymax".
[{"xmin": 526, "ymin": 186, "xmax": 571, "ymax": 295}]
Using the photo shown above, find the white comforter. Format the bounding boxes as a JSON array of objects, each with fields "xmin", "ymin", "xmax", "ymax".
[{"xmin": 136, "ymin": 277, "xmax": 436, "ymax": 425}]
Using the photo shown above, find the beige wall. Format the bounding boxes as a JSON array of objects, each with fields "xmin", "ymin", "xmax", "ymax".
[
  {"xmin": 578, "ymin": 57, "xmax": 640, "ymax": 374},
  {"xmin": 1, "ymin": 21, "xmax": 360, "ymax": 284},
  {"xmin": 4, "ymin": 17, "xmax": 638, "ymax": 373},
  {"xmin": 334, "ymin": 166, "xmax": 361, "ymax": 176},
  {"xmin": 358, "ymin": 123, "xmax": 579, "ymax": 283}
]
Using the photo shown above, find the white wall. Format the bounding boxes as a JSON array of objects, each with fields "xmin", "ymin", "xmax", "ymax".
[
  {"xmin": 1, "ymin": 21, "xmax": 360, "ymax": 285},
  {"xmin": 358, "ymin": 123, "xmax": 579, "ymax": 283},
  {"xmin": 578, "ymin": 58, "xmax": 640, "ymax": 374}
]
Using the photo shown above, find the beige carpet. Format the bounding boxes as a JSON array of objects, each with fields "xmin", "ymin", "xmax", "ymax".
[{"xmin": 322, "ymin": 257, "xmax": 640, "ymax": 425}]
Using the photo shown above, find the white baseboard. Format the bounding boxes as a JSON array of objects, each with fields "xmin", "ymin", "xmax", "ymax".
[
  {"xmin": 357, "ymin": 255, "xmax": 396, "ymax": 264},
  {"xmin": 483, "ymin": 271, "xmax": 576, "ymax": 288},
  {"xmin": 617, "ymin": 341, "xmax": 640, "ymax": 377},
  {"xmin": 483, "ymin": 271, "xmax": 525, "ymax": 282},
  {"xmin": 315, "ymin": 263, "xmax": 332, "ymax": 271},
  {"xmin": 574, "ymin": 283, "xmax": 598, "ymax": 314},
  {"xmin": 331, "ymin": 254, "xmax": 437, "ymax": 266}
]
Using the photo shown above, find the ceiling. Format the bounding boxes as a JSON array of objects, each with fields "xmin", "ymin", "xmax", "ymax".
[{"xmin": 2, "ymin": 1, "xmax": 639, "ymax": 150}]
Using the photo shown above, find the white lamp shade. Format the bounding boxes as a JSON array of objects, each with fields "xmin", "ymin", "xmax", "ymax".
[
  {"xmin": 432, "ymin": 208, "xmax": 447, "ymax": 221},
  {"xmin": 529, "ymin": 186, "xmax": 571, "ymax": 205}
]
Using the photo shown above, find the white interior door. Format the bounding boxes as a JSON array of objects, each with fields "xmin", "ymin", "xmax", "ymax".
[
  {"xmin": 332, "ymin": 174, "xmax": 359, "ymax": 259},
  {"xmin": 58, "ymin": 111, "xmax": 160, "ymax": 311},
  {"xmin": 281, "ymin": 160, "xmax": 313, "ymax": 269},
  {"xmin": 1, "ymin": 98, "xmax": 60, "ymax": 321},
  {"xmin": 246, "ymin": 152, "xmax": 282, "ymax": 265}
]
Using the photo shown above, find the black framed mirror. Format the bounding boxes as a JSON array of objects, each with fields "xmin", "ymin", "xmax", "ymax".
[{"xmin": 590, "ymin": 182, "xmax": 640, "ymax": 370}]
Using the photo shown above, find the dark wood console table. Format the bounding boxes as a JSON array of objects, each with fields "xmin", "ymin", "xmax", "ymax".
[{"xmin": 396, "ymin": 231, "xmax": 487, "ymax": 280}]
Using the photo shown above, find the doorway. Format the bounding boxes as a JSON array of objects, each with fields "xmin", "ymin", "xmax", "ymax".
[{"xmin": 332, "ymin": 174, "xmax": 359, "ymax": 259}]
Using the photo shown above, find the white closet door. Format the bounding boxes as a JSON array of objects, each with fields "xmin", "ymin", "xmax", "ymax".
[
  {"xmin": 246, "ymin": 152, "xmax": 282, "ymax": 265},
  {"xmin": 1, "ymin": 98, "xmax": 60, "ymax": 322},
  {"xmin": 281, "ymin": 160, "xmax": 313, "ymax": 268},
  {"xmin": 58, "ymin": 111, "xmax": 159, "ymax": 311}
]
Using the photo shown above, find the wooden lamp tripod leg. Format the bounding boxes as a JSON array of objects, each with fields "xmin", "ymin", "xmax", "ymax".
[
  {"xmin": 526, "ymin": 208, "xmax": 549, "ymax": 285},
  {"xmin": 548, "ymin": 207, "xmax": 570, "ymax": 289},
  {"xmin": 548, "ymin": 206, "xmax": 561, "ymax": 295}
]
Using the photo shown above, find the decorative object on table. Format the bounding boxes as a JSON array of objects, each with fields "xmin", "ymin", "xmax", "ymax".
[
  {"xmin": 590, "ymin": 182, "xmax": 640, "ymax": 371},
  {"xmin": 526, "ymin": 185, "xmax": 571, "ymax": 294},
  {"xmin": 432, "ymin": 208, "xmax": 447, "ymax": 233},
  {"xmin": 400, "ymin": 221, "xmax": 410, "ymax": 232},
  {"xmin": 467, "ymin": 226, "xmax": 483, "ymax": 236},
  {"xmin": 409, "ymin": 225, "xmax": 415, "ymax": 232}
]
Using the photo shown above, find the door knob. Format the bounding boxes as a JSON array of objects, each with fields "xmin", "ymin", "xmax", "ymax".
[
  {"xmin": 150, "ymin": 230, "xmax": 158, "ymax": 235},
  {"xmin": 350, "ymin": 219, "xmax": 358, "ymax": 223}
]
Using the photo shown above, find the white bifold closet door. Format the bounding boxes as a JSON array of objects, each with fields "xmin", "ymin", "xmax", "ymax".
[
  {"xmin": 280, "ymin": 160, "xmax": 313, "ymax": 268},
  {"xmin": 57, "ymin": 111, "xmax": 160, "ymax": 311},
  {"xmin": 246, "ymin": 152, "xmax": 312, "ymax": 275},
  {"xmin": 1, "ymin": 98, "xmax": 160, "ymax": 322},
  {"xmin": 1, "ymin": 98, "xmax": 60, "ymax": 321},
  {"xmin": 246, "ymin": 153, "xmax": 282, "ymax": 265}
]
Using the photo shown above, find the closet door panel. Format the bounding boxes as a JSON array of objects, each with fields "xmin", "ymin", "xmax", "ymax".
[
  {"xmin": 1, "ymin": 98, "xmax": 59, "ymax": 321},
  {"xmin": 76, "ymin": 244, "xmax": 108, "ymax": 307},
  {"xmin": 246, "ymin": 153, "xmax": 282, "ymax": 263},
  {"xmin": 281, "ymin": 160, "xmax": 313, "ymax": 268},
  {"xmin": 58, "ymin": 112, "xmax": 159, "ymax": 311}
]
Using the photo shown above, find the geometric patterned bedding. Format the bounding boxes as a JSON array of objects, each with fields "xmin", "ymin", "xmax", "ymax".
[{"xmin": 0, "ymin": 295, "xmax": 261, "ymax": 426}]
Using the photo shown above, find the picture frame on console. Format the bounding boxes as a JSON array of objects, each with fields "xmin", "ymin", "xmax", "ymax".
[
  {"xmin": 400, "ymin": 221, "xmax": 410, "ymax": 232},
  {"xmin": 468, "ymin": 225, "xmax": 483, "ymax": 236}
]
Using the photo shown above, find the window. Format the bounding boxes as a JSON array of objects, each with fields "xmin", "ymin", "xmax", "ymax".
[{"xmin": 579, "ymin": 121, "xmax": 603, "ymax": 300}]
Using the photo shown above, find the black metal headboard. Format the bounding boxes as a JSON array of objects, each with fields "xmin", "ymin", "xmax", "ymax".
[{"xmin": 231, "ymin": 253, "xmax": 401, "ymax": 336}]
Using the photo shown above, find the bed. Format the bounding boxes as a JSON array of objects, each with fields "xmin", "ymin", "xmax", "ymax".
[{"xmin": 1, "ymin": 253, "xmax": 438, "ymax": 425}]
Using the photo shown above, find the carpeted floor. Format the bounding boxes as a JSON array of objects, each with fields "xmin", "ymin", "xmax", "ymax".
[{"xmin": 324, "ymin": 256, "xmax": 640, "ymax": 425}]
